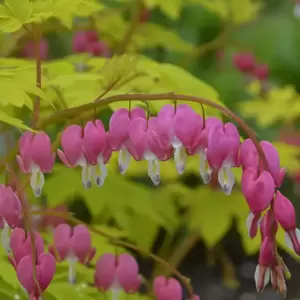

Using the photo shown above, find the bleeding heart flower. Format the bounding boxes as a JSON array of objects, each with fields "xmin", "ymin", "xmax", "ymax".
[
  {"xmin": 241, "ymin": 168, "xmax": 275, "ymax": 238},
  {"xmin": 153, "ymin": 276, "xmax": 182, "ymax": 300},
  {"xmin": 0, "ymin": 185, "xmax": 22, "ymax": 253},
  {"xmin": 17, "ymin": 131, "xmax": 55, "ymax": 197},
  {"xmin": 273, "ymin": 191, "xmax": 300, "ymax": 255},
  {"xmin": 95, "ymin": 253, "xmax": 141, "ymax": 299},
  {"xmin": 49, "ymin": 224, "xmax": 96, "ymax": 284},
  {"xmin": 17, "ymin": 253, "xmax": 56, "ymax": 299},
  {"xmin": 207, "ymin": 122, "xmax": 240, "ymax": 195},
  {"xmin": 8, "ymin": 228, "xmax": 44, "ymax": 269},
  {"xmin": 83, "ymin": 120, "xmax": 112, "ymax": 187},
  {"xmin": 108, "ymin": 107, "xmax": 146, "ymax": 174}
]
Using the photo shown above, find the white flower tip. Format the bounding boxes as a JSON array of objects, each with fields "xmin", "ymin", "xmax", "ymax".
[
  {"xmin": 83, "ymin": 180, "xmax": 92, "ymax": 189},
  {"xmin": 151, "ymin": 174, "xmax": 160, "ymax": 186},
  {"xmin": 33, "ymin": 187, "xmax": 42, "ymax": 197},
  {"xmin": 201, "ymin": 172, "xmax": 211, "ymax": 184},
  {"xmin": 118, "ymin": 163, "xmax": 127, "ymax": 175},
  {"xmin": 222, "ymin": 184, "xmax": 233, "ymax": 195},
  {"xmin": 95, "ymin": 176, "xmax": 105, "ymax": 187}
]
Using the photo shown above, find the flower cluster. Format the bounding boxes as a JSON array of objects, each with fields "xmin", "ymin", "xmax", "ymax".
[
  {"xmin": 72, "ymin": 30, "xmax": 111, "ymax": 57},
  {"xmin": 20, "ymin": 38, "xmax": 49, "ymax": 61},
  {"xmin": 13, "ymin": 103, "xmax": 299, "ymax": 297},
  {"xmin": 233, "ymin": 52, "xmax": 269, "ymax": 82},
  {"xmin": 1, "ymin": 212, "xmax": 200, "ymax": 300}
]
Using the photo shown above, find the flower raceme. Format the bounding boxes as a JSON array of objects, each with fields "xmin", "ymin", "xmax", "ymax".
[{"xmin": 14, "ymin": 103, "xmax": 300, "ymax": 297}]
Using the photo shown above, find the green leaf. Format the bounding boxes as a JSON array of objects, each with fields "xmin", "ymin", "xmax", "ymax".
[
  {"xmin": 151, "ymin": 63, "xmax": 222, "ymax": 116},
  {"xmin": 4, "ymin": 0, "xmax": 33, "ymax": 22},
  {"xmin": 47, "ymin": 282, "xmax": 95, "ymax": 300},
  {"xmin": 126, "ymin": 213, "xmax": 159, "ymax": 251},
  {"xmin": 0, "ymin": 260, "xmax": 19, "ymax": 289},
  {"xmin": 135, "ymin": 23, "xmax": 195, "ymax": 53},
  {"xmin": 184, "ymin": 187, "xmax": 249, "ymax": 248},
  {"xmin": 0, "ymin": 111, "xmax": 35, "ymax": 131}
]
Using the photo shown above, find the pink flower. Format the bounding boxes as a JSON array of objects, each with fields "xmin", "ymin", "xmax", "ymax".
[
  {"xmin": 57, "ymin": 125, "xmax": 90, "ymax": 188},
  {"xmin": 108, "ymin": 107, "xmax": 146, "ymax": 174},
  {"xmin": 0, "ymin": 185, "xmax": 22, "ymax": 253},
  {"xmin": 233, "ymin": 52, "xmax": 255, "ymax": 73},
  {"xmin": 254, "ymin": 236, "xmax": 276, "ymax": 292},
  {"xmin": 17, "ymin": 252, "xmax": 56, "ymax": 299},
  {"xmin": 153, "ymin": 276, "xmax": 182, "ymax": 300},
  {"xmin": 207, "ymin": 122, "xmax": 240, "ymax": 195},
  {"xmin": 172, "ymin": 104, "xmax": 203, "ymax": 174},
  {"xmin": 21, "ymin": 39, "xmax": 49, "ymax": 60},
  {"xmin": 83, "ymin": 120, "xmax": 112, "ymax": 187},
  {"xmin": 260, "ymin": 210, "xmax": 278, "ymax": 240},
  {"xmin": 49, "ymin": 224, "xmax": 96, "ymax": 283},
  {"xmin": 273, "ymin": 191, "xmax": 300, "ymax": 255},
  {"xmin": 240, "ymin": 139, "xmax": 286, "ymax": 188},
  {"xmin": 87, "ymin": 41, "xmax": 111, "ymax": 57},
  {"xmin": 241, "ymin": 168, "xmax": 275, "ymax": 238},
  {"xmin": 8, "ymin": 228, "xmax": 44, "ymax": 269},
  {"xmin": 72, "ymin": 32, "xmax": 89, "ymax": 53},
  {"xmin": 84, "ymin": 30, "xmax": 98, "ymax": 43},
  {"xmin": 17, "ymin": 131, "xmax": 55, "ymax": 197},
  {"xmin": 254, "ymin": 64, "xmax": 269, "ymax": 81},
  {"xmin": 95, "ymin": 253, "xmax": 141, "ymax": 297}
]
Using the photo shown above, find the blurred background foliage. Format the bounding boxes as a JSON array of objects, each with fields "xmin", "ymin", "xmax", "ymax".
[{"xmin": 1, "ymin": 0, "xmax": 300, "ymax": 299}]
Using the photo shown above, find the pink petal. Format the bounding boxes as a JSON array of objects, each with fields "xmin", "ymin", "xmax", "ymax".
[
  {"xmin": 83, "ymin": 120, "xmax": 107, "ymax": 164},
  {"xmin": 128, "ymin": 118, "xmax": 148, "ymax": 160},
  {"xmin": 10, "ymin": 229, "xmax": 44, "ymax": 266},
  {"xmin": 157, "ymin": 104, "xmax": 175, "ymax": 118},
  {"xmin": 117, "ymin": 254, "xmax": 140, "ymax": 293},
  {"xmin": 30, "ymin": 132, "xmax": 55, "ymax": 172},
  {"xmin": 60, "ymin": 125, "xmax": 84, "ymax": 166},
  {"xmin": 155, "ymin": 277, "xmax": 182, "ymax": 300},
  {"xmin": 108, "ymin": 109, "xmax": 131, "ymax": 150},
  {"xmin": 51, "ymin": 224, "xmax": 72, "ymax": 261},
  {"xmin": 95, "ymin": 253, "xmax": 116, "ymax": 291},
  {"xmin": 130, "ymin": 107, "xmax": 146, "ymax": 120},
  {"xmin": 71, "ymin": 225, "xmax": 92, "ymax": 263},
  {"xmin": 153, "ymin": 276, "xmax": 167, "ymax": 296},
  {"xmin": 17, "ymin": 253, "xmax": 56, "ymax": 297},
  {"xmin": 0, "ymin": 186, "xmax": 21, "ymax": 228},
  {"xmin": 241, "ymin": 168, "xmax": 275, "ymax": 213},
  {"xmin": 173, "ymin": 106, "xmax": 203, "ymax": 150}
]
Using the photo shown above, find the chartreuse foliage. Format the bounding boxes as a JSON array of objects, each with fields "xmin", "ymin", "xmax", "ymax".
[
  {"xmin": 0, "ymin": 0, "xmax": 298, "ymax": 297},
  {"xmin": 241, "ymin": 81, "xmax": 300, "ymax": 127}
]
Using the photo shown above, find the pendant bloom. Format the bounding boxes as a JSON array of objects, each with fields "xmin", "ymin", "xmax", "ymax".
[{"xmin": 17, "ymin": 132, "xmax": 55, "ymax": 197}]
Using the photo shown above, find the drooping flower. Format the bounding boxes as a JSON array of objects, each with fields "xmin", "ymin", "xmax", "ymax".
[
  {"xmin": 49, "ymin": 224, "xmax": 96, "ymax": 283},
  {"xmin": 108, "ymin": 107, "xmax": 146, "ymax": 174},
  {"xmin": 87, "ymin": 41, "xmax": 111, "ymax": 57},
  {"xmin": 57, "ymin": 125, "xmax": 90, "ymax": 188},
  {"xmin": 8, "ymin": 228, "xmax": 44, "ymax": 269},
  {"xmin": 0, "ymin": 185, "xmax": 22, "ymax": 253},
  {"xmin": 17, "ymin": 252, "xmax": 56, "ymax": 300},
  {"xmin": 17, "ymin": 131, "xmax": 55, "ymax": 197},
  {"xmin": 171, "ymin": 104, "xmax": 203, "ymax": 175},
  {"xmin": 260, "ymin": 210, "xmax": 278, "ymax": 240},
  {"xmin": 240, "ymin": 139, "xmax": 286, "ymax": 188},
  {"xmin": 153, "ymin": 276, "xmax": 182, "ymax": 300},
  {"xmin": 95, "ymin": 253, "xmax": 141, "ymax": 300},
  {"xmin": 83, "ymin": 120, "xmax": 112, "ymax": 187},
  {"xmin": 233, "ymin": 52, "xmax": 255, "ymax": 73},
  {"xmin": 254, "ymin": 236, "xmax": 276, "ymax": 292},
  {"xmin": 241, "ymin": 168, "xmax": 275, "ymax": 238},
  {"xmin": 21, "ymin": 39, "xmax": 49, "ymax": 60},
  {"xmin": 207, "ymin": 122, "xmax": 240, "ymax": 195},
  {"xmin": 72, "ymin": 31, "xmax": 89, "ymax": 53},
  {"xmin": 273, "ymin": 191, "xmax": 300, "ymax": 255},
  {"xmin": 254, "ymin": 64, "xmax": 269, "ymax": 81}
]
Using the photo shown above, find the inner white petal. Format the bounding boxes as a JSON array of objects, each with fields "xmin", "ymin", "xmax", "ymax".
[
  {"xmin": 90, "ymin": 154, "xmax": 108, "ymax": 187},
  {"xmin": 198, "ymin": 149, "xmax": 211, "ymax": 184},
  {"xmin": 144, "ymin": 152, "xmax": 160, "ymax": 186},
  {"xmin": 30, "ymin": 164, "xmax": 44, "ymax": 198},
  {"xmin": 173, "ymin": 146, "xmax": 186, "ymax": 175},
  {"xmin": 67, "ymin": 254, "xmax": 78, "ymax": 284},
  {"xmin": 218, "ymin": 164, "xmax": 235, "ymax": 195},
  {"xmin": 1, "ymin": 221, "xmax": 10, "ymax": 254},
  {"xmin": 118, "ymin": 147, "xmax": 131, "ymax": 175}
]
